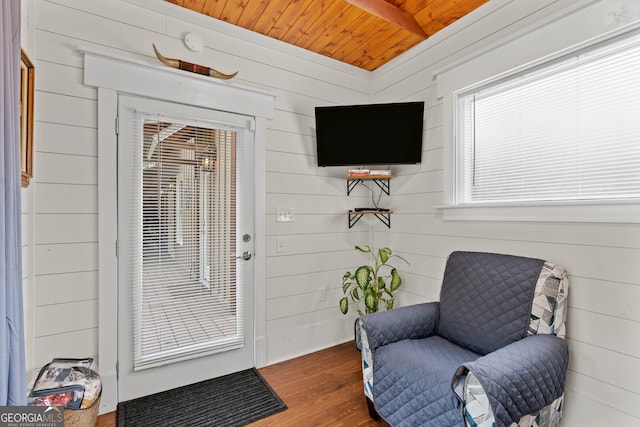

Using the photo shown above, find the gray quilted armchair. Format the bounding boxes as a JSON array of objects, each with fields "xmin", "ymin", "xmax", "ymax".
[{"xmin": 356, "ymin": 251, "xmax": 569, "ymax": 427}]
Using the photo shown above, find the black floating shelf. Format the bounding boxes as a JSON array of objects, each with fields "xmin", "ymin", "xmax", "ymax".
[
  {"xmin": 346, "ymin": 175, "xmax": 392, "ymax": 196},
  {"xmin": 347, "ymin": 210, "xmax": 393, "ymax": 229}
]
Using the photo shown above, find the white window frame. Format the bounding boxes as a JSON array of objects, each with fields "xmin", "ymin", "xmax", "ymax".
[{"xmin": 439, "ymin": 23, "xmax": 640, "ymax": 223}]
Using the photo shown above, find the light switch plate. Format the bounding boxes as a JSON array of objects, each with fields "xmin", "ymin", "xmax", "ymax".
[{"xmin": 276, "ymin": 207, "xmax": 295, "ymax": 222}]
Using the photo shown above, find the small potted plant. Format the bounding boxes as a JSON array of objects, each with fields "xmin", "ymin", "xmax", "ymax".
[{"xmin": 339, "ymin": 245, "xmax": 408, "ymax": 316}]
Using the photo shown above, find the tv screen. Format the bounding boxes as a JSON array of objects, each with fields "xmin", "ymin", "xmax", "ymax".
[{"xmin": 314, "ymin": 101, "xmax": 424, "ymax": 167}]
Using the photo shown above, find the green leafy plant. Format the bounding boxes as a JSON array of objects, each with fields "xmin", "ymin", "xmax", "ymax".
[{"xmin": 339, "ymin": 245, "xmax": 408, "ymax": 316}]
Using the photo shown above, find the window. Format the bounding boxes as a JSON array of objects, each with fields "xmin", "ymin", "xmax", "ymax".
[
  {"xmin": 134, "ymin": 112, "xmax": 244, "ymax": 370},
  {"xmin": 453, "ymin": 29, "xmax": 640, "ymax": 214}
]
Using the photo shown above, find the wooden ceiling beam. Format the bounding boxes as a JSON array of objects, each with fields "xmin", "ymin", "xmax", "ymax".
[{"xmin": 344, "ymin": 0, "xmax": 427, "ymax": 39}]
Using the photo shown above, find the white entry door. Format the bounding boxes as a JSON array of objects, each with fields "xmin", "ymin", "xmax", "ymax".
[{"xmin": 116, "ymin": 94, "xmax": 255, "ymax": 402}]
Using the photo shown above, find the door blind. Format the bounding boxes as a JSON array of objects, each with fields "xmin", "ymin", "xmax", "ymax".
[{"xmin": 127, "ymin": 112, "xmax": 245, "ymax": 370}]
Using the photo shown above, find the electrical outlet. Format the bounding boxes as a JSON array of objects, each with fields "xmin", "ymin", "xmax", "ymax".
[
  {"xmin": 276, "ymin": 207, "xmax": 295, "ymax": 222},
  {"xmin": 317, "ymin": 287, "xmax": 327, "ymax": 302}
]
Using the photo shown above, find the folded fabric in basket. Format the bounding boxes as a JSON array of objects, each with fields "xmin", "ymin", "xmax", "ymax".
[{"xmin": 29, "ymin": 358, "xmax": 102, "ymax": 409}]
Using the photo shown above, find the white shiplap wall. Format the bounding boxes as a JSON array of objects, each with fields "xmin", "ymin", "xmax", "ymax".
[
  {"xmin": 25, "ymin": 0, "xmax": 639, "ymax": 424},
  {"xmin": 370, "ymin": 0, "xmax": 640, "ymax": 425},
  {"xmin": 28, "ymin": 0, "xmax": 373, "ymax": 381}
]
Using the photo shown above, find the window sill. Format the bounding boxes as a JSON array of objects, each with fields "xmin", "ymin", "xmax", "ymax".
[{"xmin": 438, "ymin": 200, "xmax": 640, "ymax": 223}]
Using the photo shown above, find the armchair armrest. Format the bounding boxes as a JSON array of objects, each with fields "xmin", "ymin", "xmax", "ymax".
[
  {"xmin": 452, "ymin": 334, "xmax": 568, "ymax": 427},
  {"xmin": 357, "ymin": 302, "xmax": 439, "ymax": 352}
]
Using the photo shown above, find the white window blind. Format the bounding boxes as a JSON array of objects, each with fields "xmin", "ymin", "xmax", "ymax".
[
  {"xmin": 456, "ymin": 30, "xmax": 640, "ymax": 205},
  {"xmin": 128, "ymin": 112, "xmax": 245, "ymax": 370}
]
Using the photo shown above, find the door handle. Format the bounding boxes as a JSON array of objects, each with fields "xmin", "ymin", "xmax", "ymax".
[{"xmin": 237, "ymin": 251, "xmax": 252, "ymax": 261}]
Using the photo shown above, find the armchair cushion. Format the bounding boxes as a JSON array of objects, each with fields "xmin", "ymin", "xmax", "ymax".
[
  {"xmin": 452, "ymin": 334, "xmax": 569, "ymax": 426},
  {"xmin": 438, "ymin": 252, "xmax": 544, "ymax": 355},
  {"xmin": 375, "ymin": 336, "xmax": 480, "ymax": 426}
]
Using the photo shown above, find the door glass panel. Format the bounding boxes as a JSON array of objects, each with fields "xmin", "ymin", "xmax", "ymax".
[{"xmin": 132, "ymin": 116, "xmax": 242, "ymax": 370}]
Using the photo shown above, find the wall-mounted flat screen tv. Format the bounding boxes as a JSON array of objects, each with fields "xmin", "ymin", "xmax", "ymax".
[{"xmin": 314, "ymin": 101, "xmax": 424, "ymax": 167}]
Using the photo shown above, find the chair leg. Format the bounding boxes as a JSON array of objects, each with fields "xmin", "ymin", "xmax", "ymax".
[{"xmin": 366, "ymin": 397, "xmax": 380, "ymax": 420}]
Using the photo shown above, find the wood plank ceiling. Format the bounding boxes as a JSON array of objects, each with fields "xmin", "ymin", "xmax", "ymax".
[{"xmin": 166, "ymin": 0, "xmax": 490, "ymax": 71}]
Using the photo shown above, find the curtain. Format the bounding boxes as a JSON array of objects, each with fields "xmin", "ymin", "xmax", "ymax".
[{"xmin": 0, "ymin": 0, "xmax": 26, "ymax": 406}]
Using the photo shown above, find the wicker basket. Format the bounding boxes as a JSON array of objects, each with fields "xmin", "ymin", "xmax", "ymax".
[{"xmin": 63, "ymin": 396, "xmax": 100, "ymax": 427}]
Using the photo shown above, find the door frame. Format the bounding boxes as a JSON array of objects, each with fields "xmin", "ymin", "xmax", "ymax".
[
  {"xmin": 116, "ymin": 95, "xmax": 256, "ymax": 400},
  {"xmin": 84, "ymin": 47, "xmax": 275, "ymax": 413}
]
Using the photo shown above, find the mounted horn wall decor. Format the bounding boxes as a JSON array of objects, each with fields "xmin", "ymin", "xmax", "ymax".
[{"xmin": 152, "ymin": 44, "xmax": 238, "ymax": 80}]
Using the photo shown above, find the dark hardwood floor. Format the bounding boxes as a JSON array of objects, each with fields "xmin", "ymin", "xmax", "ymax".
[{"xmin": 96, "ymin": 342, "xmax": 389, "ymax": 426}]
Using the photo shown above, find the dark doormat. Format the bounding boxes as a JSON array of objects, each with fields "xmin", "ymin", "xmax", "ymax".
[{"xmin": 117, "ymin": 368, "xmax": 287, "ymax": 426}]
